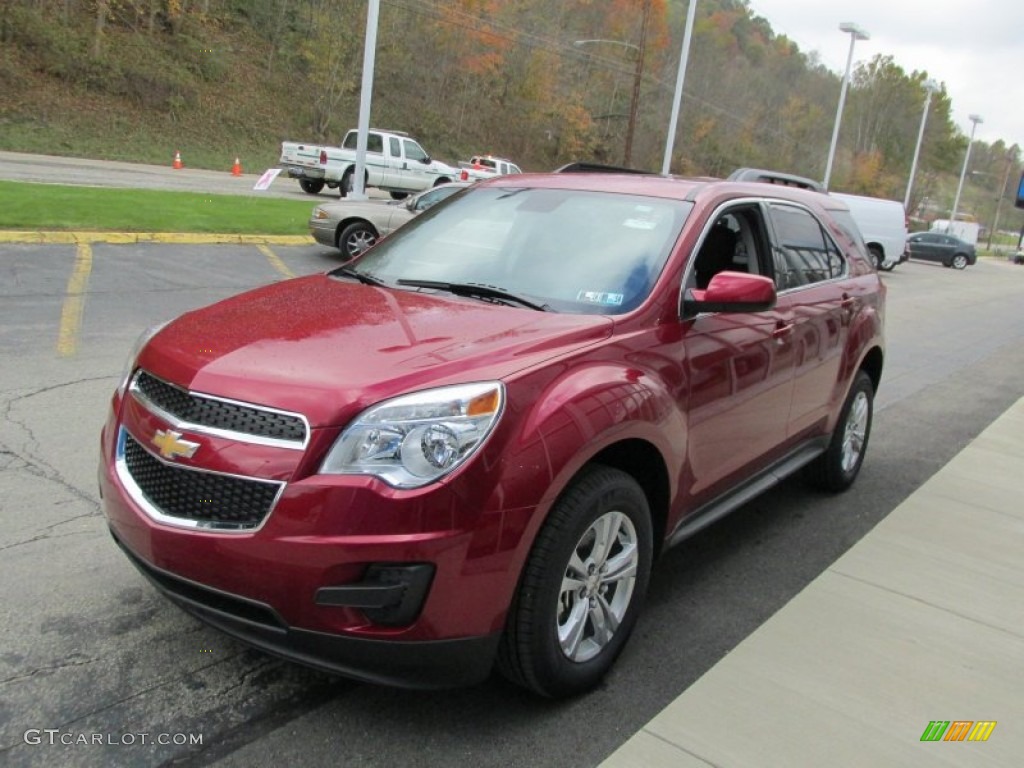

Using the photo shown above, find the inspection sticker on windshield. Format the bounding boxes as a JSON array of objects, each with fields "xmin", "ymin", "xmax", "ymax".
[
  {"xmin": 622, "ymin": 205, "xmax": 660, "ymax": 230},
  {"xmin": 577, "ymin": 291, "xmax": 624, "ymax": 306}
]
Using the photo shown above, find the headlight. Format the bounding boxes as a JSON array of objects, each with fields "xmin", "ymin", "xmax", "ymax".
[
  {"xmin": 115, "ymin": 321, "xmax": 169, "ymax": 397},
  {"xmin": 320, "ymin": 382, "xmax": 504, "ymax": 488},
  {"xmin": 313, "ymin": 208, "xmax": 329, "ymax": 220}
]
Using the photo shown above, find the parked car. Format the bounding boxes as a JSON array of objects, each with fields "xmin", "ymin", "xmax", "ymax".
[
  {"xmin": 458, "ymin": 155, "xmax": 522, "ymax": 182},
  {"xmin": 100, "ymin": 171, "xmax": 885, "ymax": 698},
  {"xmin": 309, "ymin": 181, "xmax": 469, "ymax": 259},
  {"xmin": 906, "ymin": 231, "xmax": 977, "ymax": 269},
  {"xmin": 280, "ymin": 129, "xmax": 458, "ymax": 199}
]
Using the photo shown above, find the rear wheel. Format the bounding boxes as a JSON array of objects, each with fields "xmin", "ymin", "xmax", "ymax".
[
  {"xmin": 805, "ymin": 370, "xmax": 874, "ymax": 492},
  {"xmin": 951, "ymin": 253, "xmax": 969, "ymax": 270},
  {"xmin": 339, "ymin": 169, "xmax": 353, "ymax": 198},
  {"xmin": 868, "ymin": 245, "xmax": 884, "ymax": 271},
  {"xmin": 299, "ymin": 178, "xmax": 325, "ymax": 195},
  {"xmin": 337, "ymin": 221, "xmax": 377, "ymax": 260},
  {"xmin": 497, "ymin": 465, "xmax": 652, "ymax": 698}
]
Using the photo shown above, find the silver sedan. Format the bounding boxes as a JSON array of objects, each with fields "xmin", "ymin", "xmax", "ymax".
[{"xmin": 309, "ymin": 182, "xmax": 470, "ymax": 259}]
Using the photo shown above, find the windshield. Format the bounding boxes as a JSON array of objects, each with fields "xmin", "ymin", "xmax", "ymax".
[{"xmin": 338, "ymin": 186, "xmax": 691, "ymax": 314}]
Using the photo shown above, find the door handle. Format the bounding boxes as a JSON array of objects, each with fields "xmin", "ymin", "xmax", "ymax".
[{"xmin": 772, "ymin": 322, "xmax": 793, "ymax": 341}]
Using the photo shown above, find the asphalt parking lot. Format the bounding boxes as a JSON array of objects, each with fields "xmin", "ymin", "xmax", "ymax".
[{"xmin": 1, "ymin": 240, "xmax": 1023, "ymax": 767}]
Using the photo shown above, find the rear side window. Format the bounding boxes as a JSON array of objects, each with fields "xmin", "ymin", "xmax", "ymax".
[
  {"xmin": 768, "ymin": 204, "xmax": 845, "ymax": 290},
  {"xmin": 342, "ymin": 132, "xmax": 384, "ymax": 153}
]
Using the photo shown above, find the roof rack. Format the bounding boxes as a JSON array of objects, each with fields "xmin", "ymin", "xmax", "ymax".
[
  {"xmin": 727, "ymin": 168, "xmax": 825, "ymax": 193},
  {"xmin": 554, "ymin": 161, "xmax": 659, "ymax": 176}
]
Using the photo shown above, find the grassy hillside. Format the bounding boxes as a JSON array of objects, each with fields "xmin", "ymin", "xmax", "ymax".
[{"xmin": 0, "ymin": 7, "xmax": 305, "ymax": 173}]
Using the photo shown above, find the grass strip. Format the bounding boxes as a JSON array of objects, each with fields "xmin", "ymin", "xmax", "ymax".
[{"xmin": 0, "ymin": 180, "xmax": 315, "ymax": 235}]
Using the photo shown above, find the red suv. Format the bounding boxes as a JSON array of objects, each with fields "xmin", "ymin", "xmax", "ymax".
[{"xmin": 100, "ymin": 172, "xmax": 884, "ymax": 698}]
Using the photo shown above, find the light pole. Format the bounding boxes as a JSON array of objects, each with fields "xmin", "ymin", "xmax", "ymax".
[
  {"xmin": 574, "ymin": 26, "xmax": 646, "ymax": 167},
  {"xmin": 661, "ymin": 0, "xmax": 698, "ymax": 175},
  {"xmin": 977, "ymin": 155, "xmax": 1016, "ymax": 250},
  {"xmin": 823, "ymin": 22, "xmax": 869, "ymax": 191},
  {"xmin": 948, "ymin": 113, "xmax": 984, "ymax": 232},
  {"xmin": 903, "ymin": 78, "xmax": 938, "ymax": 213}
]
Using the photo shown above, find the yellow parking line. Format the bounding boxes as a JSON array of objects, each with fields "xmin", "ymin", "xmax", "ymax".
[
  {"xmin": 57, "ymin": 242, "xmax": 93, "ymax": 358},
  {"xmin": 257, "ymin": 244, "xmax": 295, "ymax": 279}
]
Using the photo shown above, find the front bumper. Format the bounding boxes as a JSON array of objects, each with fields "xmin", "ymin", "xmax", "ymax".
[
  {"xmin": 111, "ymin": 529, "xmax": 500, "ymax": 688},
  {"xmin": 308, "ymin": 218, "xmax": 337, "ymax": 248},
  {"xmin": 98, "ymin": 393, "xmax": 535, "ymax": 689}
]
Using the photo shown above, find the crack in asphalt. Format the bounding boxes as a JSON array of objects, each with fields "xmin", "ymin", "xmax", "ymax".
[
  {"xmin": 0, "ymin": 376, "xmax": 109, "ymax": 516},
  {"xmin": 0, "ymin": 653, "xmax": 98, "ymax": 686}
]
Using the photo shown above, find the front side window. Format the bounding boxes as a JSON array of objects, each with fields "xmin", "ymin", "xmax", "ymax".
[
  {"xmin": 403, "ymin": 140, "xmax": 428, "ymax": 162},
  {"xmin": 342, "ymin": 187, "xmax": 692, "ymax": 315},
  {"xmin": 768, "ymin": 204, "xmax": 845, "ymax": 290}
]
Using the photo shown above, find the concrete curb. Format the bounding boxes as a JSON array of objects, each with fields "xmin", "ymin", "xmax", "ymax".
[{"xmin": 0, "ymin": 231, "xmax": 316, "ymax": 245}]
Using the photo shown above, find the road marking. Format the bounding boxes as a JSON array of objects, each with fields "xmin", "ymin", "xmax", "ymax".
[
  {"xmin": 57, "ymin": 242, "xmax": 93, "ymax": 358},
  {"xmin": 257, "ymin": 244, "xmax": 295, "ymax": 279}
]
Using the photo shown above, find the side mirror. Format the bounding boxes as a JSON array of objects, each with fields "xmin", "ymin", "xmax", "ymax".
[
  {"xmin": 420, "ymin": 156, "xmax": 432, "ymax": 164},
  {"xmin": 683, "ymin": 271, "xmax": 776, "ymax": 316}
]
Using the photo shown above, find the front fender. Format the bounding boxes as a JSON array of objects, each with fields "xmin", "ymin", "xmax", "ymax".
[{"xmin": 494, "ymin": 361, "xmax": 685, "ymax": 571}]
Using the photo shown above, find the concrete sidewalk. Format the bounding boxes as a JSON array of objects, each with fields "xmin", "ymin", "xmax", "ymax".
[{"xmin": 603, "ymin": 397, "xmax": 1023, "ymax": 767}]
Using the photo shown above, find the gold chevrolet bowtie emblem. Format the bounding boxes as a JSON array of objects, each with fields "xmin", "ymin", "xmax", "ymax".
[{"xmin": 152, "ymin": 429, "xmax": 200, "ymax": 460}]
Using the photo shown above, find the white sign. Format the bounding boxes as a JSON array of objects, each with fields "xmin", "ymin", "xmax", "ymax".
[{"xmin": 253, "ymin": 168, "xmax": 283, "ymax": 191}]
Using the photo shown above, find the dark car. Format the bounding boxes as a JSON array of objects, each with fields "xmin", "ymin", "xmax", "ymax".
[
  {"xmin": 100, "ymin": 172, "xmax": 885, "ymax": 698},
  {"xmin": 906, "ymin": 231, "xmax": 977, "ymax": 269}
]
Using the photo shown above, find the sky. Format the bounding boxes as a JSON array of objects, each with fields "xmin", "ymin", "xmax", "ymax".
[{"xmin": 746, "ymin": 0, "xmax": 1024, "ymax": 147}]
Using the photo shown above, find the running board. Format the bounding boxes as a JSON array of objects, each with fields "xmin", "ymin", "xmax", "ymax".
[{"xmin": 666, "ymin": 437, "xmax": 829, "ymax": 548}]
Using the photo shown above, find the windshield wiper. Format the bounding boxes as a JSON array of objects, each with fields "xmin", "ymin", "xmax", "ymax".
[
  {"xmin": 397, "ymin": 279, "xmax": 551, "ymax": 312},
  {"xmin": 332, "ymin": 266, "xmax": 388, "ymax": 287}
]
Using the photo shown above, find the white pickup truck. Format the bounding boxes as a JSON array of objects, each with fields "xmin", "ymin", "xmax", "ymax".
[
  {"xmin": 457, "ymin": 155, "xmax": 523, "ymax": 182},
  {"xmin": 279, "ymin": 129, "xmax": 458, "ymax": 199}
]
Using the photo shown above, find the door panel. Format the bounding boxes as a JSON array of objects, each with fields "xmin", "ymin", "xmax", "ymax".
[{"xmin": 683, "ymin": 309, "xmax": 795, "ymax": 498}]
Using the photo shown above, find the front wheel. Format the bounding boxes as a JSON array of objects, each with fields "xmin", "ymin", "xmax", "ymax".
[
  {"xmin": 497, "ymin": 465, "xmax": 652, "ymax": 698},
  {"xmin": 951, "ymin": 253, "xmax": 969, "ymax": 270},
  {"xmin": 389, "ymin": 191, "xmax": 409, "ymax": 200},
  {"xmin": 299, "ymin": 178, "xmax": 325, "ymax": 195},
  {"xmin": 337, "ymin": 221, "xmax": 378, "ymax": 260},
  {"xmin": 805, "ymin": 370, "xmax": 874, "ymax": 492}
]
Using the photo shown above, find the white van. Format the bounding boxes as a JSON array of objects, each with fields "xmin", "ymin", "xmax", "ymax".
[
  {"xmin": 831, "ymin": 193, "xmax": 909, "ymax": 271},
  {"xmin": 727, "ymin": 170, "xmax": 910, "ymax": 271}
]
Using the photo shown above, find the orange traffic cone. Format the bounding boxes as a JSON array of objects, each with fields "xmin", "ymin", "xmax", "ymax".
[
  {"xmin": 231, "ymin": 157, "xmax": 242, "ymax": 176},
  {"xmin": 173, "ymin": 150, "xmax": 183, "ymax": 170}
]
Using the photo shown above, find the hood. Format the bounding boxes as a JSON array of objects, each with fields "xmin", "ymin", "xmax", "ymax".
[{"xmin": 137, "ymin": 274, "xmax": 612, "ymax": 427}]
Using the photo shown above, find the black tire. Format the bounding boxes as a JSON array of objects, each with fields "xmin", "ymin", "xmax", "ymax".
[
  {"xmin": 299, "ymin": 178, "xmax": 325, "ymax": 195},
  {"xmin": 951, "ymin": 253, "xmax": 969, "ymax": 270},
  {"xmin": 337, "ymin": 221, "xmax": 378, "ymax": 260},
  {"xmin": 805, "ymin": 370, "xmax": 874, "ymax": 492},
  {"xmin": 339, "ymin": 169, "xmax": 353, "ymax": 199},
  {"xmin": 389, "ymin": 191, "xmax": 409, "ymax": 200},
  {"xmin": 433, "ymin": 177, "xmax": 452, "ymax": 187},
  {"xmin": 497, "ymin": 465, "xmax": 653, "ymax": 698}
]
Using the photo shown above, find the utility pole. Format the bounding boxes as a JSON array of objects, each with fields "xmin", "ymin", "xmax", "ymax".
[{"xmin": 624, "ymin": 0, "xmax": 652, "ymax": 167}]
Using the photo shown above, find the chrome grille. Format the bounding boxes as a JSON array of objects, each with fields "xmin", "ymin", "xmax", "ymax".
[
  {"xmin": 133, "ymin": 370, "xmax": 307, "ymax": 444},
  {"xmin": 121, "ymin": 432, "xmax": 281, "ymax": 530}
]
